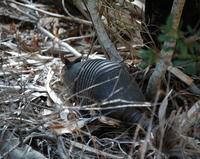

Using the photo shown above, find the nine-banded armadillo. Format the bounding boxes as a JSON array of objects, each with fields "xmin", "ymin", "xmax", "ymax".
[{"xmin": 62, "ymin": 58, "xmax": 148, "ymax": 126}]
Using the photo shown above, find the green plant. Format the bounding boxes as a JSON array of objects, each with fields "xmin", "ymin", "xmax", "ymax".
[{"xmin": 139, "ymin": 15, "xmax": 200, "ymax": 75}]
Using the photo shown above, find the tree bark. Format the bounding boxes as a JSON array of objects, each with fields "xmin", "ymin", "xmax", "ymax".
[
  {"xmin": 85, "ymin": 0, "xmax": 123, "ymax": 62},
  {"xmin": 146, "ymin": 0, "xmax": 186, "ymax": 99}
]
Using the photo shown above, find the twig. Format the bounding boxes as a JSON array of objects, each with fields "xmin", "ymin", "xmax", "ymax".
[
  {"xmin": 37, "ymin": 25, "xmax": 82, "ymax": 57},
  {"xmin": 70, "ymin": 140, "xmax": 124, "ymax": 159},
  {"xmin": 63, "ymin": 100, "xmax": 152, "ymax": 111},
  {"xmin": 62, "ymin": 33, "xmax": 95, "ymax": 42}
]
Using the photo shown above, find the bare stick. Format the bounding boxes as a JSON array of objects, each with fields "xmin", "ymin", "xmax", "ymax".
[{"xmin": 37, "ymin": 25, "xmax": 82, "ymax": 57}]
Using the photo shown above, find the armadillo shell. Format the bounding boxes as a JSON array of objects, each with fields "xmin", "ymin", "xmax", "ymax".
[{"xmin": 63, "ymin": 59, "xmax": 147, "ymax": 125}]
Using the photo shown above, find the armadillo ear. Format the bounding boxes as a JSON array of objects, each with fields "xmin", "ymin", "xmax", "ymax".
[
  {"xmin": 73, "ymin": 57, "xmax": 82, "ymax": 63},
  {"xmin": 60, "ymin": 54, "xmax": 73, "ymax": 69},
  {"xmin": 65, "ymin": 57, "xmax": 82, "ymax": 69},
  {"xmin": 61, "ymin": 57, "xmax": 72, "ymax": 69},
  {"xmin": 64, "ymin": 59, "xmax": 73, "ymax": 69},
  {"xmin": 60, "ymin": 54, "xmax": 82, "ymax": 69}
]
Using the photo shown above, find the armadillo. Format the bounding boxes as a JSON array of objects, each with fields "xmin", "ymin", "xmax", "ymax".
[{"xmin": 62, "ymin": 58, "xmax": 149, "ymax": 126}]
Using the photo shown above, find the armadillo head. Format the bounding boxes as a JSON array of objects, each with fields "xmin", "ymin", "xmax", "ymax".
[{"xmin": 61, "ymin": 57, "xmax": 84, "ymax": 94}]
